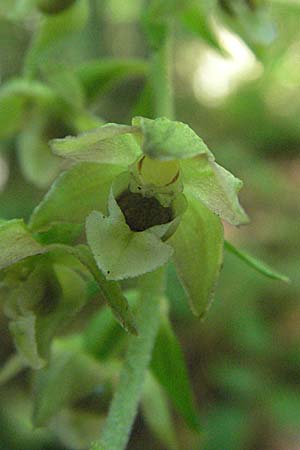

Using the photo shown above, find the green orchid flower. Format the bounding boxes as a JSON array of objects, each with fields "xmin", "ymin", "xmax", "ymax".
[{"xmin": 49, "ymin": 116, "xmax": 248, "ymax": 317}]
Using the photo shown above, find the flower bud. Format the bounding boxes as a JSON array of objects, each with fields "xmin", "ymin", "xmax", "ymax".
[{"xmin": 37, "ymin": 0, "xmax": 76, "ymax": 15}]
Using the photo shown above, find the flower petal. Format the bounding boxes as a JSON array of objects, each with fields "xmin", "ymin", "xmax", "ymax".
[
  {"xmin": 169, "ymin": 193, "xmax": 224, "ymax": 318},
  {"xmin": 181, "ymin": 155, "xmax": 249, "ymax": 225},
  {"xmin": 132, "ymin": 116, "xmax": 212, "ymax": 160},
  {"xmin": 86, "ymin": 208, "xmax": 173, "ymax": 281},
  {"xmin": 50, "ymin": 123, "xmax": 142, "ymax": 165}
]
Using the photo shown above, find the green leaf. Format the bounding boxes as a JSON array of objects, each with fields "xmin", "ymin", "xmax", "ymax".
[
  {"xmin": 224, "ymin": 240, "xmax": 290, "ymax": 282},
  {"xmin": 50, "ymin": 123, "xmax": 141, "ymax": 165},
  {"xmin": 76, "ymin": 58, "xmax": 148, "ymax": 101},
  {"xmin": 181, "ymin": 155, "xmax": 249, "ymax": 225},
  {"xmin": 132, "ymin": 116, "xmax": 212, "ymax": 160},
  {"xmin": 0, "ymin": 219, "xmax": 46, "ymax": 270},
  {"xmin": 33, "ymin": 338, "xmax": 105, "ymax": 426},
  {"xmin": 142, "ymin": 372, "xmax": 179, "ymax": 450},
  {"xmin": 24, "ymin": 0, "xmax": 89, "ymax": 76},
  {"xmin": 169, "ymin": 193, "xmax": 224, "ymax": 317},
  {"xmin": 151, "ymin": 315, "xmax": 201, "ymax": 432},
  {"xmin": 29, "ymin": 162, "xmax": 124, "ymax": 231},
  {"xmin": 86, "ymin": 196, "xmax": 173, "ymax": 280}
]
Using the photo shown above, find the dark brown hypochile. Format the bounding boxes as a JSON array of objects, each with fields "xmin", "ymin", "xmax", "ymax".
[{"xmin": 116, "ymin": 191, "xmax": 173, "ymax": 232}]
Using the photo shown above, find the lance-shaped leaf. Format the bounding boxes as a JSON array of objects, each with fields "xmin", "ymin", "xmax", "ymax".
[
  {"xmin": 0, "ymin": 220, "xmax": 46, "ymax": 270},
  {"xmin": 50, "ymin": 123, "xmax": 141, "ymax": 165},
  {"xmin": 29, "ymin": 162, "xmax": 124, "ymax": 231},
  {"xmin": 169, "ymin": 193, "xmax": 224, "ymax": 318},
  {"xmin": 132, "ymin": 116, "xmax": 213, "ymax": 161},
  {"xmin": 151, "ymin": 315, "xmax": 201, "ymax": 432},
  {"xmin": 86, "ymin": 208, "xmax": 173, "ymax": 281},
  {"xmin": 181, "ymin": 155, "xmax": 249, "ymax": 226},
  {"xmin": 224, "ymin": 240, "xmax": 289, "ymax": 283}
]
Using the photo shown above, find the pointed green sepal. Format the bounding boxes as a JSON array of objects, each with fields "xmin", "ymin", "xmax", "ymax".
[
  {"xmin": 29, "ymin": 162, "xmax": 124, "ymax": 231},
  {"xmin": 181, "ymin": 156, "xmax": 249, "ymax": 225},
  {"xmin": 50, "ymin": 123, "xmax": 142, "ymax": 165},
  {"xmin": 132, "ymin": 116, "xmax": 213, "ymax": 161},
  {"xmin": 169, "ymin": 193, "xmax": 224, "ymax": 318}
]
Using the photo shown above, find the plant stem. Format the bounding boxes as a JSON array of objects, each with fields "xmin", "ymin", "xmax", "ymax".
[
  {"xmin": 150, "ymin": 32, "xmax": 174, "ymax": 119},
  {"xmin": 90, "ymin": 269, "xmax": 165, "ymax": 450}
]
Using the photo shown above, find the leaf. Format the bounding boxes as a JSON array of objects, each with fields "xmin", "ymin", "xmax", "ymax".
[
  {"xmin": 24, "ymin": 0, "xmax": 89, "ymax": 76},
  {"xmin": 50, "ymin": 123, "xmax": 141, "ymax": 165},
  {"xmin": 142, "ymin": 372, "xmax": 179, "ymax": 450},
  {"xmin": 29, "ymin": 162, "xmax": 124, "ymax": 231},
  {"xmin": 86, "ymin": 206, "xmax": 173, "ymax": 280},
  {"xmin": 0, "ymin": 219, "xmax": 46, "ymax": 270},
  {"xmin": 169, "ymin": 193, "xmax": 224, "ymax": 317},
  {"xmin": 181, "ymin": 155, "xmax": 249, "ymax": 225},
  {"xmin": 151, "ymin": 315, "xmax": 201, "ymax": 432},
  {"xmin": 132, "ymin": 116, "xmax": 212, "ymax": 160},
  {"xmin": 224, "ymin": 240, "xmax": 290, "ymax": 282},
  {"xmin": 76, "ymin": 58, "xmax": 148, "ymax": 101},
  {"xmin": 33, "ymin": 338, "xmax": 105, "ymax": 426}
]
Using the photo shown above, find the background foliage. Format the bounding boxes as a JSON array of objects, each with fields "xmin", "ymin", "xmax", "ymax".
[{"xmin": 0, "ymin": 1, "xmax": 299, "ymax": 449}]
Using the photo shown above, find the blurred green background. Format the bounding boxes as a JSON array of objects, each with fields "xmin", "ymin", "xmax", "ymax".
[{"xmin": 0, "ymin": 1, "xmax": 299, "ymax": 449}]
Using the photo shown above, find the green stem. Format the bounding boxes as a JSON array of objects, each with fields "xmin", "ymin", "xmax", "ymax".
[
  {"xmin": 90, "ymin": 270, "xmax": 164, "ymax": 450},
  {"xmin": 0, "ymin": 354, "xmax": 26, "ymax": 386},
  {"xmin": 150, "ymin": 31, "xmax": 174, "ymax": 119}
]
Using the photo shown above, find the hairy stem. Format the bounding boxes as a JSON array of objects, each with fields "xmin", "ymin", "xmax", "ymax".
[{"xmin": 90, "ymin": 270, "xmax": 164, "ymax": 450}]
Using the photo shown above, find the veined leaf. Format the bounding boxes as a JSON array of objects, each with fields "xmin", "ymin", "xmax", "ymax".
[
  {"xmin": 224, "ymin": 240, "xmax": 290, "ymax": 282},
  {"xmin": 169, "ymin": 193, "xmax": 224, "ymax": 318}
]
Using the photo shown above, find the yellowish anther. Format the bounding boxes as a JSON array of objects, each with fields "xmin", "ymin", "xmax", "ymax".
[{"xmin": 139, "ymin": 156, "xmax": 180, "ymax": 186}]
